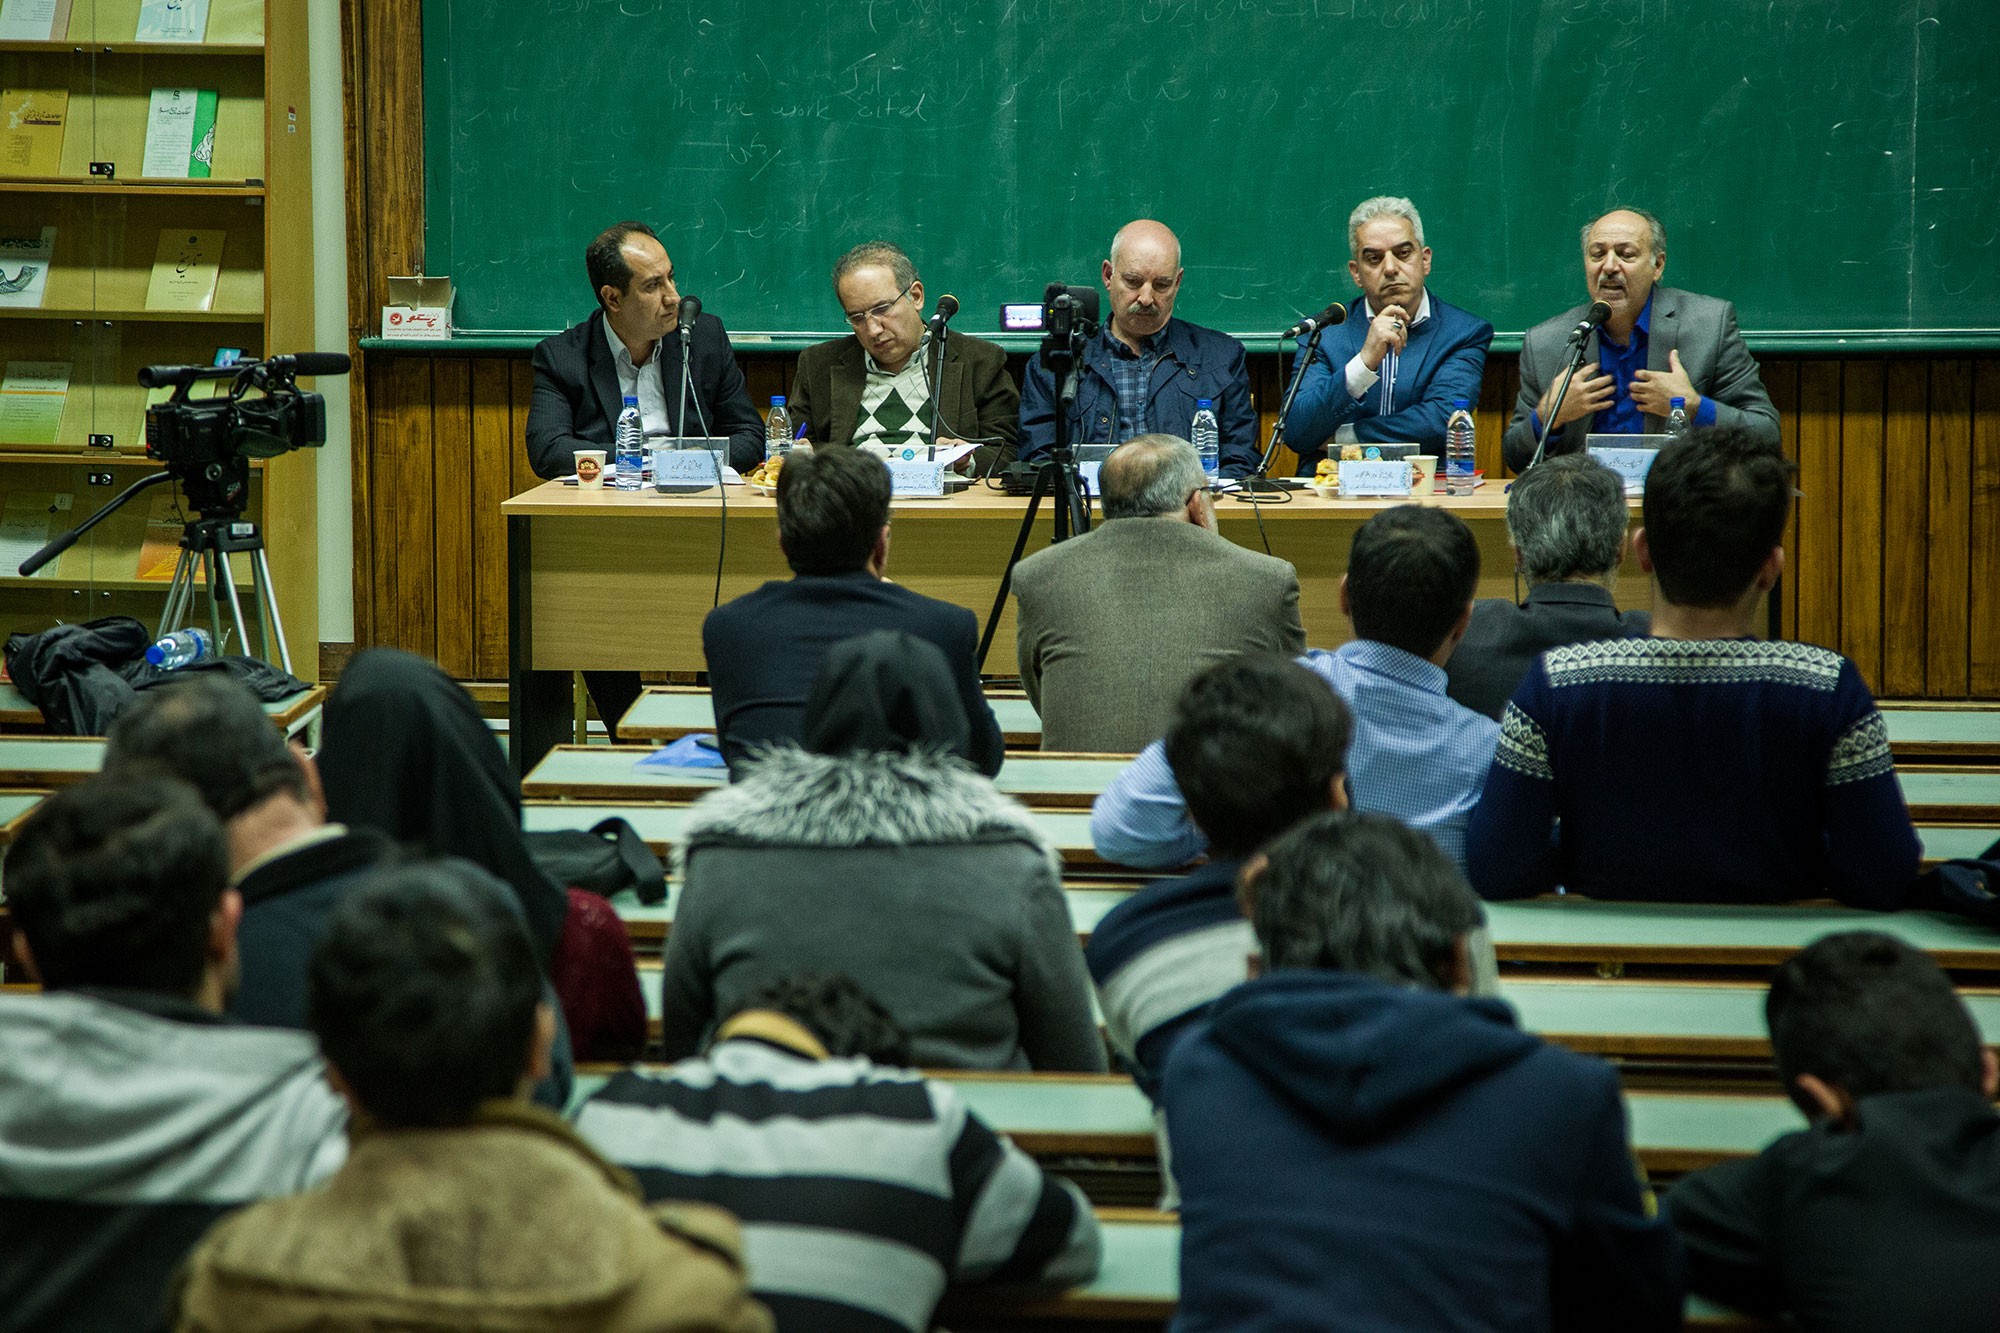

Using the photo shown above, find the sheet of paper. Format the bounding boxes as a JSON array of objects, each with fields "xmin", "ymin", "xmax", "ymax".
[
  {"xmin": 145, "ymin": 227, "xmax": 224, "ymax": 311},
  {"xmin": 0, "ymin": 225, "xmax": 53, "ymax": 309},
  {"xmin": 0, "ymin": 490, "xmax": 70, "ymax": 577},
  {"xmin": 0, "ymin": 0, "xmax": 63, "ymax": 40},
  {"xmin": 135, "ymin": 0, "xmax": 208, "ymax": 41},
  {"xmin": 0, "ymin": 358, "xmax": 69, "ymax": 443}
]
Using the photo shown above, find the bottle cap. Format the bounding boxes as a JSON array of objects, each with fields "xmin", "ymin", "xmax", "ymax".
[
  {"xmin": 1671, "ymin": 397, "xmax": 1685, "ymax": 407},
  {"xmin": 1454, "ymin": 398, "xmax": 1470, "ymax": 409},
  {"xmin": 1197, "ymin": 399, "xmax": 1212, "ymax": 409},
  {"xmin": 623, "ymin": 394, "xmax": 638, "ymax": 406},
  {"xmin": 772, "ymin": 396, "xmax": 786, "ymax": 406}
]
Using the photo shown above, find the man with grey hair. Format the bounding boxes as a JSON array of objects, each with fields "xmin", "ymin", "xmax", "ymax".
[
  {"xmin": 1011, "ymin": 434, "xmax": 1302, "ymax": 752},
  {"xmin": 1284, "ymin": 196, "xmax": 1495, "ymax": 467},
  {"xmin": 1445, "ymin": 453, "xmax": 1651, "ymax": 718},
  {"xmin": 1164, "ymin": 809, "xmax": 1684, "ymax": 1331},
  {"xmin": 1019, "ymin": 219, "xmax": 1259, "ymax": 476},
  {"xmin": 1503, "ymin": 206, "xmax": 1779, "ymax": 471},
  {"xmin": 789, "ymin": 239, "xmax": 1020, "ymax": 476}
]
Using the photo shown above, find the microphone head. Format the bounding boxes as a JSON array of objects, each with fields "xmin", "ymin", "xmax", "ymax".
[
  {"xmin": 1319, "ymin": 300, "xmax": 1348, "ymax": 326},
  {"xmin": 933, "ymin": 293, "xmax": 960, "ymax": 321},
  {"xmin": 676, "ymin": 295, "xmax": 702, "ymax": 329},
  {"xmin": 1586, "ymin": 300, "xmax": 1612, "ymax": 326},
  {"xmin": 271, "ymin": 351, "xmax": 351, "ymax": 378}
]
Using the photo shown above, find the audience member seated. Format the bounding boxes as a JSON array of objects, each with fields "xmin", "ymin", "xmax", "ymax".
[
  {"xmin": 1088, "ymin": 655, "xmax": 1351, "ymax": 1107},
  {"xmin": 1668, "ymin": 931, "xmax": 2000, "ymax": 1333},
  {"xmin": 175, "ymin": 862, "xmax": 773, "ymax": 1333},
  {"xmin": 0, "ymin": 777, "xmax": 346, "ymax": 1332},
  {"xmin": 1445, "ymin": 453, "xmax": 1650, "ymax": 718},
  {"xmin": 316, "ymin": 648, "xmax": 637, "ymax": 1065},
  {"xmin": 703, "ymin": 444, "xmax": 1003, "ymax": 776},
  {"xmin": 576, "ymin": 972, "xmax": 1102, "ymax": 1333},
  {"xmin": 1091, "ymin": 504, "xmax": 1500, "ymax": 870},
  {"xmin": 1466, "ymin": 428, "xmax": 1921, "ymax": 906},
  {"xmin": 660, "ymin": 630, "xmax": 1104, "ymax": 1071},
  {"xmin": 1164, "ymin": 811, "xmax": 1683, "ymax": 1331},
  {"xmin": 1012, "ymin": 434, "xmax": 1304, "ymax": 753}
]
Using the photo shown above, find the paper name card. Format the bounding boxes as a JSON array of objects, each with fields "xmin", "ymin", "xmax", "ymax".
[
  {"xmin": 135, "ymin": 0, "xmax": 208, "ymax": 41},
  {"xmin": 0, "ymin": 88, "xmax": 67, "ymax": 176},
  {"xmin": 1077, "ymin": 461, "xmax": 1102, "ymax": 495},
  {"xmin": 0, "ymin": 226, "xmax": 54, "ymax": 308},
  {"xmin": 1587, "ymin": 446, "xmax": 1661, "ymax": 492},
  {"xmin": 1338, "ymin": 460, "xmax": 1413, "ymax": 497},
  {"xmin": 145, "ymin": 228, "xmax": 225, "ymax": 311},
  {"xmin": 651, "ymin": 447, "xmax": 725, "ymax": 487},
  {"xmin": 888, "ymin": 460, "xmax": 945, "ymax": 497},
  {"xmin": 0, "ymin": 0, "xmax": 71, "ymax": 40},
  {"xmin": 141, "ymin": 88, "xmax": 217, "ymax": 178}
]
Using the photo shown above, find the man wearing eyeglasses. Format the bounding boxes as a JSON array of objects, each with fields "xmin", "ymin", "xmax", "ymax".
[
  {"xmin": 789, "ymin": 241, "xmax": 1020, "ymax": 478},
  {"xmin": 1019, "ymin": 219, "xmax": 1258, "ymax": 478}
]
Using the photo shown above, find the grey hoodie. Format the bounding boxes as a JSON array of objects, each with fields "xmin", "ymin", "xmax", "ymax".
[{"xmin": 0, "ymin": 989, "xmax": 347, "ymax": 1333}]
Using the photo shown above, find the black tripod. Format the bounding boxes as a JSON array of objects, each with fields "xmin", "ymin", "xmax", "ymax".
[{"xmin": 977, "ymin": 286, "xmax": 1097, "ymax": 670}]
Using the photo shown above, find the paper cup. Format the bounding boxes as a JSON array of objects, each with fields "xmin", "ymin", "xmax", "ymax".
[
  {"xmin": 1409, "ymin": 454, "xmax": 1439, "ymax": 493},
  {"xmin": 575, "ymin": 450, "xmax": 607, "ymax": 490}
]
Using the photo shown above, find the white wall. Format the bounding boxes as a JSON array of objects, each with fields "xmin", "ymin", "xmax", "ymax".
[{"xmin": 307, "ymin": 0, "xmax": 354, "ymax": 643}]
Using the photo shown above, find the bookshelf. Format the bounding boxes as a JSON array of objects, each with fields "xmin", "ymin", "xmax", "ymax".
[{"xmin": 0, "ymin": 0, "xmax": 315, "ymax": 674}]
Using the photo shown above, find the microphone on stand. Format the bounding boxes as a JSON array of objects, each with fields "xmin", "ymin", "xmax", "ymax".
[
  {"xmin": 676, "ymin": 294, "xmax": 702, "ymax": 346},
  {"xmin": 926, "ymin": 296, "xmax": 959, "ymax": 458},
  {"xmin": 927, "ymin": 293, "xmax": 960, "ymax": 335},
  {"xmin": 1566, "ymin": 300, "xmax": 1612, "ymax": 345},
  {"xmin": 1278, "ymin": 302, "xmax": 1348, "ymax": 341}
]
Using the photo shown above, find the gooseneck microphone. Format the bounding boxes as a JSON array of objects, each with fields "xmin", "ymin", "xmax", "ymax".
[
  {"xmin": 676, "ymin": 294, "xmax": 702, "ymax": 345},
  {"xmin": 1567, "ymin": 300, "xmax": 1613, "ymax": 345},
  {"xmin": 1279, "ymin": 302, "xmax": 1348, "ymax": 341},
  {"xmin": 928, "ymin": 293, "xmax": 960, "ymax": 333}
]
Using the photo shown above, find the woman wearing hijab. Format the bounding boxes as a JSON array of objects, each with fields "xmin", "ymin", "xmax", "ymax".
[
  {"xmin": 316, "ymin": 648, "xmax": 644, "ymax": 1061},
  {"xmin": 658, "ymin": 630, "xmax": 1106, "ymax": 1072}
]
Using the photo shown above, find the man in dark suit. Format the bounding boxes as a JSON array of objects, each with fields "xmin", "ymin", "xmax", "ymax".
[
  {"xmin": 702, "ymin": 446, "xmax": 1003, "ymax": 776},
  {"xmin": 1283, "ymin": 195, "xmax": 1495, "ymax": 466},
  {"xmin": 525, "ymin": 220, "xmax": 765, "ymax": 735},
  {"xmin": 1012, "ymin": 434, "xmax": 1303, "ymax": 753},
  {"xmin": 788, "ymin": 241, "xmax": 1019, "ymax": 479},
  {"xmin": 1445, "ymin": 453, "xmax": 1650, "ymax": 718},
  {"xmin": 1503, "ymin": 207, "xmax": 1779, "ymax": 471}
]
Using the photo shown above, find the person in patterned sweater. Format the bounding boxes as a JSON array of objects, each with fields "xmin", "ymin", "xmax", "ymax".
[{"xmin": 1465, "ymin": 427, "xmax": 1919, "ymax": 907}]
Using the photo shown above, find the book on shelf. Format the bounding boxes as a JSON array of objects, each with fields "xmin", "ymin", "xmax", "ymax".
[
  {"xmin": 135, "ymin": 0, "xmax": 209, "ymax": 42},
  {"xmin": 0, "ymin": 360, "xmax": 69, "ymax": 444},
  {"xmin": 141, "ymin": 88, "xmax": 218, "ymax": 179},
  {"xmin": 0, "ymin": 0, "xmax": 72, "ymax": 40},
  {"xmin": 135, "ymin": 490, "xmax": 184, "ymax": 581},
  {"xmin": 145, "ymin": 228, "xmax": 225, "ymax": 312},
  {"xmin": 0, "ymin": 88, "xmax": 68, "ymax": 177},
  {"xmin": 0, "ymin": 490, "xmax": 71, "ymax": 579},
  {"xmin": 0, "ymin": 226, "xmax": 54, "ymax": 309}
]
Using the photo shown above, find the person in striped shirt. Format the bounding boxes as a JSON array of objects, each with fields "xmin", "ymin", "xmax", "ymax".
[{"xmin": 574, "ymin": 973, "xmax": 1102, "ymax": 1333}]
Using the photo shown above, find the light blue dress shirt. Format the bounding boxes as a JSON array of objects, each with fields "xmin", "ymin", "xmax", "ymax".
[{"xmin": 1090, "ymin": 640, "xmax": 1502, "ymax": 871}]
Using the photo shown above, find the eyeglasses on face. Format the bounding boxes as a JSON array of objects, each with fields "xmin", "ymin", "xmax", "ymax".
[{"xmin": 843, "ymin": 281, "xmax": 916, "ymax": 328}]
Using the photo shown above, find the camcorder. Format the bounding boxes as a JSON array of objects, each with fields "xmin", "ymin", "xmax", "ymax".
[{"xmin": 140, "ymin": 351, "xmax": 348, "ymax": 517}]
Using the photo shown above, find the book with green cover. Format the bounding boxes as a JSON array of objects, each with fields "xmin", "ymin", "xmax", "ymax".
[{"xmin": 140, "ymin": 87, "xmax": 217, "ymax": 179}]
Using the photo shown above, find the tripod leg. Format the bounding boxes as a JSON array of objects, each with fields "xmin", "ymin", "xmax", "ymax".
[
  {"xmin": 160, "ymin": 547, "xmax": 198, "ymax": 635},
  {"xmin": 202, "ymin": 551, "xmax": 227, "ymax": 649},
  {"xmin": 250, "ymin": 546, "xmax": 294, "ymax": 675},
  {"xmin": 975, "ymin": 462, "xmax": 1053, "ymax": 670},
  {"xmin": 214, "ymin": 549, "xmax": 254, "ymax": 661}
]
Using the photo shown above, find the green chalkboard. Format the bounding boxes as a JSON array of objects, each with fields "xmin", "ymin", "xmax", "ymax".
[{"xmin": 422, "ymin": 0, "xmax": 2000, "ymax": 339}]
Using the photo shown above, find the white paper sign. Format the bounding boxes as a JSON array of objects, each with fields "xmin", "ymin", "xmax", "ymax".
[
  {"xmin": 0, "ymin": 0, "xmax": 60, "ymax": 40},
  {"xmin": 887, "ymin": 460, "xmax": 945, "ymax": 497},
  {"xmin": 1588, "ymin": 446, "xmax": 1660, "ymax": 492},
  {"xmin": 652, "ymin": 447, "xmax": 725, "ymax": 487},
  {"xmin": 1338, "ymin": 460, "xmax": 1413, "ymax": 497}
]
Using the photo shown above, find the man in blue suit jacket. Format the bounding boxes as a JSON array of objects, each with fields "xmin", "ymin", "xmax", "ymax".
[
  {"xmin": 1019, "ymin": 220, "xmax": 1259, "ymax": 477},
  {"xmin": 701, "ymin": 445, "xmax": 1004, "ymax": 778},
  {"xmin": 1283, "ymin": 196, "xmax": 1495, "ymax": 469}
]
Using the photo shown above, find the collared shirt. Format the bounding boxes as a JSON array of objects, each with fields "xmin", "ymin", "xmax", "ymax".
[
  {"xmin": 1101, "ymin": 325, "xmax": 1174, "ymax": 443},
  {"xmin": 230, "ymin": 822, "xmax": 349, "ymax": 887},
  {"xmin": 1336, "ymin": 291, "xmax": 1435, "ymax": 445},
  {"xmin": 1531, "ymin": 292, "xmax": 1718, "ymax": 440},
  {"xmin": 854, "ymin": 335, "xmax": 934, "ymax": 450},
  {"xmin": 601, "ymin": 318, "xmax": 671, "ymax": 437},
  {"xmin": 1090, "ymin": 638, "xmax": 1501, "ymax": 871}
]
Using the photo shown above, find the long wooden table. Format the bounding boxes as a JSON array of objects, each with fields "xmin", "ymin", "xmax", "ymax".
[
  {"xmin": 500, "ymin": 481, "xmax": 1642, "ymax": 775},
  {"xmin": 0, "ymin": 684, "xmax": 326, "ymax": 740}
]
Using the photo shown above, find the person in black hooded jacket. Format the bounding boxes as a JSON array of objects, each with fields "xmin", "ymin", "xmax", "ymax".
[{"xmin": 1162, "ymin": 810, "xmax": 1682, "ymax": 1333}]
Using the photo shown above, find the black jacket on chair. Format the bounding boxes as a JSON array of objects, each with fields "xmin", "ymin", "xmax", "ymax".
[{"xmin": 525, "ymin": 308, "xmax": 765, "ymax": 477}]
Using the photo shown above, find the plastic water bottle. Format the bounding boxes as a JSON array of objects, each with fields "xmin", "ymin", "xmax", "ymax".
[
  {"xmin": 1445, "ymin": 398, "xmax": 1476, "ymax": 495},
  {"xmin": 1190, "ymin": 399, "xmax": 1219, "ymax": 482},
  {"xmin": 1665, "ymin": 396, "xmax": 1689, "ymax": 438},
  {"xmin": 766, "ymin": 396, "xmax": 792, "ymax": 464},
  {"xmin": 613, "ymin": 394, "xmax": 644, "ymax": 490},
  {"xmin": 146, "ymin": 627, "xmax": 213, "ymax": 670}
]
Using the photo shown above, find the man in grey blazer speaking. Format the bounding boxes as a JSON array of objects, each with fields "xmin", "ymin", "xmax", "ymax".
[
  {"xmin": 1011, "ymin": 436, "xmax": 1304, "ymax": 754},
  {"xmin": 1503, "ymin": 208, "xmax": 1779, "ymax": 472}
]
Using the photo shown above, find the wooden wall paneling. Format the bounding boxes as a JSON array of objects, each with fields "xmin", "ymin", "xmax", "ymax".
[
  {"xmin": 1475, "ymin": 353, "xmax": 1512, "ymax": 480},
  {"xmin": 1792, "ymin": 361, "xmax": 1842, "ymax": 652},
  {"xmin": 471, "ymin": 358, "xmax": 516, "ymax": 679},
  {"xmin": 1971, "ymin": 360, "xmax": 2000, "ymax": 696},
  {"xmin": 363, "ymin": 359, "xmax": 400, "ymax": 653},
  {"xmin": 380, "ymin": 357, "xmax": 436, "ymax": 658},
  {"xmin": 509, "ymin": 360, "xmax": 541, "ymax": 497},
  {"xmin": 1763, "ymin": 360, "xmax": 1801, "ymax": 639},
  {"xmin": 1882, "ymin": 361, "xmax": 1931, "ymax": 695},
  {"xmin": 1837, "ymin": 360, "xmax": 1886, "ymax": 690},
  {"xmin": 430, "ymin": 358, "xmax": 475, "ymax": 677},
  {"xmin": 1927, "ymin": 360, "xmax": 1973, "ymax": 696}
]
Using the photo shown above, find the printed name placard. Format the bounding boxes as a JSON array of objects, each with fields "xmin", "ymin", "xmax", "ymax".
[
  {"xmin": 652, "ymin": 447, "xmax": 725, "ymax": 486},
  {"xmin": 887, "ymin": 460, "xmax": 945, "ymax": 497},
  {"xmin": 1587, "ymin": 446, "xmax": 1660, "ymax": 492},
  {"xmin": 1337, "ymin": 460, "xmax": 1412, "ymax": 497},
  {"xmin": 1077, "ymin": 461, "xmax": 1102, "ymax": 495}
]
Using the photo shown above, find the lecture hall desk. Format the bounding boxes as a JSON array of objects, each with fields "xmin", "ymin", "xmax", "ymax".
[{"xmin": 500, "ymin": 481, "xmax": 1651, "ymax": 775}]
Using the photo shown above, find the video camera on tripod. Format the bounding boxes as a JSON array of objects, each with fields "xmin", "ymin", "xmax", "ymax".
[{"xmin": 17, "ymin": 351, "xmax": 351, "ymax": 674}]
